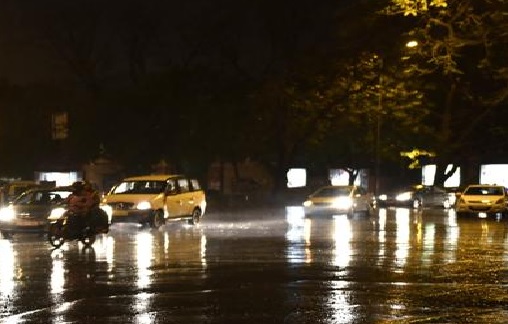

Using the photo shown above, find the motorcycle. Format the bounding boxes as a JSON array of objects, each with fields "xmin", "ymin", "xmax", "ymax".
[{"xmin": 47, "ymin": 208, "xmax": 110, "ymax": 248}]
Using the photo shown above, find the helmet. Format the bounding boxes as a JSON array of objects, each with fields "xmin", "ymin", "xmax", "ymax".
[{"xmin": 71, "ymin": 181, "xmax": 84, "ymax": 191}]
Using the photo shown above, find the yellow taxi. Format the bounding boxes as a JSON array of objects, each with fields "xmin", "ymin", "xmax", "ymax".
[{"xmin": 102, "ymin": 174, "xmax": 207, "ymax": 228}]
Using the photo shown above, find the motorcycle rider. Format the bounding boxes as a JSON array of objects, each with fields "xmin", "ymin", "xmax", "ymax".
[
  {"xmin": 83, "ymin": 180, "xmax": 108, "ymax": 233},
  {"xmin": 65, "ymin": 181, "xmax": 91, "ymax": 238}
]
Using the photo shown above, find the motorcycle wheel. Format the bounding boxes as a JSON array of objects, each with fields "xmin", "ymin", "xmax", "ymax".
[
  {"xmin": 48, "ymin": 223, "xmax": 65, "ymax": 248},
  {"xmin": 80, "ymin": 227, "xmax": 96, "ymax": 247}
]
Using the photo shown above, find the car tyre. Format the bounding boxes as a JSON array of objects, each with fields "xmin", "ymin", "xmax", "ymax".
[
  {"xmin": 150, "ymin": 210, "xmax": 165, "ymax": 229},
  {"xmin": 456, "ymin": 211, "xmax": 467, "ymax": 218},
  {"xmin": 1, "ymin": 231, "xmax": 13, "ymax": 239},
  {"xmin": 189, "ymin": 208, "xmax": 202, "ymax": 225}
]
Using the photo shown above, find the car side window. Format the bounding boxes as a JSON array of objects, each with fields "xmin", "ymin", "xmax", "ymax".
[
  {"xmin": 354, "ymin": 187, "xmax": 365, "ymax": 196},
  {"xmin": 177, "ymin": 178, "xmax": 189, "ymax": 193},
  {"xmin": 190, "ymin": 179, "xmax": 201, "ymax": 191},
  {"xmin": 166, "ymin": 179, "xmax": 178, "ymax": 195}
]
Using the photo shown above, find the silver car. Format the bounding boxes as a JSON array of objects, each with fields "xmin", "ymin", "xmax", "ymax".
[{"xmin": 303, "ymin": 185, "xmax": 374, "ymax": 217}]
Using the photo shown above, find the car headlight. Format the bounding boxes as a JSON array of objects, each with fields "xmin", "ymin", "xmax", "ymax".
[
  {"xmin": 48, "ymin": 207, "xmax": 66, "ymax": 221},
  {"xmin": 136, "ymin": 201, "xmax": 151, "ymax": 210},
  {"xmin": 378, "ymin": 194, "xmax": 387, "ymax": 201},
  {"xmin": 396, "ymin": 192, "xmax": 412, "ymax": 202},
  {"xmin": 303, "ymin": 200, "xmax": 313, "ymax": 207},
  {"xmin": 100, "ymin": 204, "xmax": 113, "ymax": 223},
  {"xmin": 0, "ymin": 206, "xmax": 15, "ymax": 221},
  {"xmin": 332, "ymin": 197, "xmax": 353, "ymax": 209}
]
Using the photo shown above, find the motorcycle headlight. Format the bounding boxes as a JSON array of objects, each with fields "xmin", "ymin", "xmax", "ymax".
[
  {"xmin": 332, "ymin": 196, "xmax": 353, "ymax": 209},
  {"xmin": 48, "ymin": 207, "xmax": 66, "ymax": 221},
  {"xmin": 396, "ymin": 192, "xmax": 412, "ymax": 202},
  {"xmin": 0, "ymin": 206, "xmax": 15, "ymax": 221},
  {"xmin": 136, "ymin": 201, "xmax": 151, "ymax": 210}
]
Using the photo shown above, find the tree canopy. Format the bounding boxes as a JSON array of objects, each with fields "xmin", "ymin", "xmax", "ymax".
[{"xmin": 0, "ymin": 0, "xmax": 507, "ymax": 189}]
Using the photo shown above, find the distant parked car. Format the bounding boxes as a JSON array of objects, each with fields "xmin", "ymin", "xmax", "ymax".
[
  {"xmin": 378, "ymin": 184, "xmax": 451, "ymax": 209},
  {"xmin": 303, "ymin": 185, "xmax": 375, "ymax": 217},
  {"xmin": 455, "ymin": 184, "xmax": 508, "ymax": 218},
  {"xmin": 0, "ymin": 186, "xmax": 73, "ymax": 238}
]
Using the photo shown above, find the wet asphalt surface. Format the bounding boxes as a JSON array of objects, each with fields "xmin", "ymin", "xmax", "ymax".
[{"xmin": 1, "ymin": 206, "xmax": 508, "ymax": 324}]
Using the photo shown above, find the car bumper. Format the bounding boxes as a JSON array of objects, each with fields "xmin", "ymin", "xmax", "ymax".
[
  {"xmin": 378, "ymin": 199, "xmax": 412, "ymax": 207},
  {"xmin": 110, "ymin": 209, "xmax": 152, "ymax": 224},
  {"xmin": 0, "ymin": 219, "xmax": 48, "ymax": 233},
  {"xmin": 456, "ymin": 204, "xmax": 506, "ymax": 215},
  {"xmin": 304, "ymin": 206, "xmax": 354, "ymax": 216}
]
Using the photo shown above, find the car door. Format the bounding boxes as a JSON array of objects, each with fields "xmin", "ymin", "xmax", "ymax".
[
  {"xmin": 430, "ymin": 187, "xmax": 446, "ymax": 207},
  {"xmin": 164, "ymin": 178, "xmax": 184, "ymax": 219},
  {"xmin": 176, "ymin": 178, "xmax": 194, "ymax": 216},
  {"xmin": 354, "ymin": 187, "xmax": 369, "ymax": 211}
]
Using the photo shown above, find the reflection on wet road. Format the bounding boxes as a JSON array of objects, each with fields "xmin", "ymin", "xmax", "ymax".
[{"xmin": 1, "ymin": 207, "xmax": 508, "ymax": 323}]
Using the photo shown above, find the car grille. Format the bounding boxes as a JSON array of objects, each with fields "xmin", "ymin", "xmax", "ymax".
[
  {"xmin": 109, "ymin": 202, "xmax": 135, "ymax": 210},
  {"xmin": 18, "ymin": 213, "xmax": 39, "ymax": 220},
  {"xmin": 469, "ymin": 206, "xmax": 491, "ymax": 212}
]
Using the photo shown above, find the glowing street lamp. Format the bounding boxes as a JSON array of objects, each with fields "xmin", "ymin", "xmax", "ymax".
[{"xmin": 406, "ymin": 40, "xmax": 418, "ymax": 48}]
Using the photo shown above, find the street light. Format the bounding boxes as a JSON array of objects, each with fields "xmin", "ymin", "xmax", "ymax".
[
  {"xmin": 406, "ymin": 40, "xmax": 418, "ymax": 48},
  {"xmin": 375, "ymin": 40, "xmax": 419, "ymax": 195}
]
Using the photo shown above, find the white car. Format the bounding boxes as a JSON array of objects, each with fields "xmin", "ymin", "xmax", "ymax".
[
  {"xmin": 102, "ymin": 174, "xmax": 207, "ymax": 228},
  {"xmin": 455, "ymin": 184, "xmax": 508, "ymax": 218},
  {"xmin": 303, "ymin": 185, "xmax": 374, "ymax": 217}
]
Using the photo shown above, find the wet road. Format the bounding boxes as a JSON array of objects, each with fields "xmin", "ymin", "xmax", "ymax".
[{"xmin": 1, "ymin": 206, "xmax": 508, "ymax": 323}]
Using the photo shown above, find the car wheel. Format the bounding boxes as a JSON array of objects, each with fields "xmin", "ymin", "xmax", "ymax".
[
  {"xmin": 150, "ymin": 210, "xmax": 164, "ymax": 229},
  {"xmin": 188, "ymin": 208, "xmax": 202, "ymax": 225},
  {"xmin": 1, "ymin": 231, "xmax": 13, "ymax": 239}
]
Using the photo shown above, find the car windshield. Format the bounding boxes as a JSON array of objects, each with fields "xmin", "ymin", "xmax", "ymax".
[
  {"xmin": 13, "ymin": 190, "xmax": 72, "ymax": 205},
  {"xmin": 111, "ymin": 181, "xmax": 166, "ymax": 194},
  {"xmin": 464, "ymin": 186, "xmax": 504, "ymax": 196},
  {"xmin": 314, "ymin": 187, "xmax": 352, "ymax": 197}
]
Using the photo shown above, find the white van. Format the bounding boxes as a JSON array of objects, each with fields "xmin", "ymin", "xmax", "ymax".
[{"xmin": 102, "ymin": 174, "xmax": 206, "ymax": 228}]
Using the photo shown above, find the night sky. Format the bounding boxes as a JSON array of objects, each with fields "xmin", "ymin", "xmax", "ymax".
[{"xmin": 0, "ymin": 0, "xmax": 391, "ymax": 178}]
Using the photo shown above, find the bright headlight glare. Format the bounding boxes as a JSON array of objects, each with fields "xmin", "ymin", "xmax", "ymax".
[
  {"xmin": 0, "ymin": 206, "xmax": 15, "ymax": 221},
  {"xmin": 332, "ymin": 197, "xmax": 352, "ymax": 209},
  {"xmin": 48, "ymin": 207, "xmax": 66, "ymax": 221},
  {"xmin": 136, "ymin": 201, "xmax": 151, "ymax": 210},
  {"xmin": 303, "ymin": 200, "xmax": 312, "ymax": 207},
  {"xmin": 396, "ymin": 192, "xmax": 411, "ymax": 201},
  {"xmin": 379, "ymin": 194, "xmax": 387, "ymax": 201}
]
